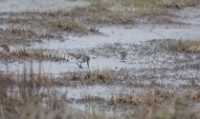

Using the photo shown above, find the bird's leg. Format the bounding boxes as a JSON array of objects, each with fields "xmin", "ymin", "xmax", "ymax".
[{"xmin": 76, "ymin": 62, "xmax": 83, "ymax": 68}]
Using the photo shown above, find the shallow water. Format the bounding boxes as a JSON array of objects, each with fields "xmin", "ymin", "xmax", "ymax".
[
  {"xmin": 30, "ymin": 24, "xmax": 200, "ymax": 50},
  {"xmin": 1, "ymin": 23, "xmax": 199, "ymax": 75}
]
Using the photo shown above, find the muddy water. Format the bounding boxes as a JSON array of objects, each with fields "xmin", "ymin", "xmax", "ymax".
[{"xmin": 1, "ymin": 24, "xmax": 200, "ymax": 73}]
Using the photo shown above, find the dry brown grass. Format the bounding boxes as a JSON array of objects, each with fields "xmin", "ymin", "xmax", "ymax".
[
  {"xmin": 0, "ymin": 28, "xmax": 57, "ymax": 46},
  {"xmin": 68, "ymin": 0, "xmax": 167, "ymax": 25},
  {"xmin": 108, "ymin": 90, "xmax": 200, "ymax": 119},
  {"xmin": 0, "ymin": 71, "xmax": 117, "ymax": 119},
  {"xmin": 0, "ymin": 72, "xmax": 64, "ymax": 119},
  {"xmin": 84, "ymin": 70, "xmax": 118, "ymax": 84},
  {"xmin": 109, "ymin": 93, "xmax": 143, "ymax": 105},
  {"xmin": 191, "ymin": 92, "xmax": 200, "ymax": 101},
  {"xmin": 1, "ymin": 13, "xmax": 96, "ymax": 40},
  {"xmin": 76, "ymin": 95, "xmax": 105, "ymax": 104},
  {"xmin": 141, "ymin": 39, "xmax": 200, "ymax": 54},
  {"xmin": 87, "ymin": 12, "xmax": 134, "ymax": 25},
  {"xmin": 173, "ymin": 40, "xmax": 200, "ymax": 53},
  {"xmin": 55, "ymin": 19, "xmax": 87, "ymax": 33},
  {"xmin": 109, "ymin": 90, "xmax": 176, "ymax": 105},
  {"xmin": 59, "ymin": 70, "xmax": 118, "ymax": 85},
  {"xmin": 69, "ymin": 0, "xmax": 200, "ymax": 25},
  {"xmin": 1, "ymin": 0, "xmax": 195, "ymax": 39},
  {"xmin": 0, "ymin": 48, "xmax": 66, "ymax": 62},
  {"xmin": 90, "ymin": 0, "xmax": 167, "ymax": 15},
  {"xmin": 133, "ymin": 102, "xmax": 199, "ymax": 119},
  {"xmin": 0, "ymin": 28, "xmax": 36, "ymax": 45},
  {"xmin": 163, "ymin": 0, "xmax": 200, "ymax": 8},
  {"xmin": 1, "ymin": 66, "xmax": 200, "ymax": 119}
]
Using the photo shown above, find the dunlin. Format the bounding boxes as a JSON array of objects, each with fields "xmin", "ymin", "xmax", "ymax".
[
  {"xmin": 119, "ymin": 50, "xmax": 127, "ymax": 61},
  {"xmin": 0, "ymin": 44, "xmax": 10, "ymax": 53},
  {"xmin": 68, "ymin": 52, "xmax": 90, "ymax": 68}
]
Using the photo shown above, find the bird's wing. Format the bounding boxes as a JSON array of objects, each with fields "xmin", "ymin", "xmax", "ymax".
[{"xmin": 68, "ymin": 52, "xmax": 82, "ymax": 59}]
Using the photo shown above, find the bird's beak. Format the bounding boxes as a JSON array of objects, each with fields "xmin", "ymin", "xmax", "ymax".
[{"xmin": 87, "ymin": 60, "xmax": 90, "ymax": 68}]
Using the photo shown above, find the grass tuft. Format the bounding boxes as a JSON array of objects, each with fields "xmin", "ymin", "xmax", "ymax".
[
  {"xmin": 87, "ymin": 12, "xmax": 134, "ymax": 24},
  {"xmin": 84, "ymin": 70, "xmax": 118, "ymax": 83},
  {"xmin": 55, "ymin": 19, "xmax": 87, "ymax": 33},
  {"xmin": 174, "ymin": 40, "xmax": 200, "ymax": 53},
  {"xmin": 109, "ymin": 90, "xmax": 175, "ymax": 105}
]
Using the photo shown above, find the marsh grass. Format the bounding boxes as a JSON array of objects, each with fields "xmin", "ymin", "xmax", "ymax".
[
  {"xmin": 113, "ymin": 0, "xmax": 200, "ymax": 8},
  {"xmin": 87, "ymin": 1, "xmax": 150, "ymax": 25},
  {"xmin": 0, "ymin": 71, "xmax": 113, "ymax": 119},
  {"xmin": 60, "ymin": 70, "xmax": 118, "ymax": 84},
  {"xmin": 108, "ymin": 90, "xmax": 200, "ymax": 119},
  {"xmin": 79, "ymin": 0, "xmax": 200, "ymax": 24},
  {"xmin": 13, "ymin": 48, "xmax": 65, "ymax": 61},
  {"xmin": 0, "ymin": 48, "xmax": 66, "ymax": 62},
  {"xmin": 1, "ymin": 1, "xmax": 200, "ymax": 118},
  {"xmin": 137, "ymin": 39, "xmax": 200, "ymax": 55},
  {"xmin": 164, "ymin": 0, "xmax": 200, "ymax": 8},
  {"xmin": 87, "ymin": 12, "xmax": 134, "ymax": 24},
  {"xmin": 90, "ymin": 0, "xmax": 167, "ymax": 15},
  {"xmin": 0, "ymin": 28, "xmax": 58, "ymax": 45},
  {"xmin": 90, "ymin": 0, "xmax": 112, "ymax": 11},
  {"xmin": 76, "ymin": 95, "xmax": 105, "ymax": 104},
  {"xmin": 118, "ymin": 0, "xmax": 165, "ymax": 15},
  {"xmin": 1, "ymin": 64, "xmax": 200, "ymax": 118},
  {"xmin": 0, "ymin": 71, "xmax": 64, "ymax": 119},
  {"xmin": 109, "ymin": 90, "xmax": 175, "ymax": 105},
  {"xmin": 3, "ymin": 14, "xmax": 96, "ymax": 38},
  {"xmin": 2, "ymin": 0, "xmax": 196, "ymax": 31},
  {"xmin": 56, "ymin": 19, "xmax": 87, "ymax": 33},
  {"xmin": 84, "ymin": 70, "xmax": 118, "ymax": 84},
  {"xmin": 69, "ymin": 0, "xmax": 165, "ymax": 25},
  {"xmin": 0, "ymin": 28, "xmax": 36, "ymax": 45},
  {"xmin": 133, "ymin": 102, "xmax": 199, "ymax": 119},
  {"xmin": 172, "ymin": 40, "xmax": 200, "ymax": 53},
  {"xmin": 91, "ymin": 0, "xmax": 162, "ymax": 11}
]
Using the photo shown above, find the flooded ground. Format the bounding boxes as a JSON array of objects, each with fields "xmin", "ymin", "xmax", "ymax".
[{"xmin": 1, "ymin": 0, "xmax": 200, "ymax": 118}]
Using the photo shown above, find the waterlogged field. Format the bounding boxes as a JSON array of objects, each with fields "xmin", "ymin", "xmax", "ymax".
[{"xmin": 1, "ymin": 0, "xmax": 200, "ymax": 119}]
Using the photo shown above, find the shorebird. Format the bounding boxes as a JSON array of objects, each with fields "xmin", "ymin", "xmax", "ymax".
[
  {"xmin": 119, "ymin": 50, "xmax": 127, "ymax": 61},
  {"xmin": 0, "ymin": 44, "xmax": 10, "ymax": 53},
  {"xmin": 68, "ymin": 52, "xmax": 90, "ymax": 68}
]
